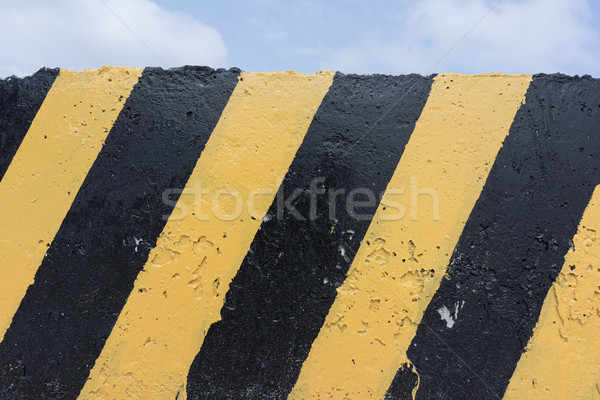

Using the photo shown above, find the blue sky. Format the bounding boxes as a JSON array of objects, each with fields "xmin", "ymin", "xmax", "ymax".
[{"xmin": 1, "ymin": 0, "xmax": 600, "ymax": 77}]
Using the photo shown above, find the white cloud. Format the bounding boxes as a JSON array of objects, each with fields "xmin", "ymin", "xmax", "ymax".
[
  {"xmin": 0, "ymin": 0, "xmax": 227, "ymax": 78},
  {"xmin": 322, "ymin": 0, "xmax": 600, "ymax": 76}
]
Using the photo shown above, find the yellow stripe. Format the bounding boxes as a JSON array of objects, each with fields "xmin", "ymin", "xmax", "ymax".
[
  {"xmin": 503, "ymin": 186, "xmax": 600, "ymax": 400},
  {"xmin": 0, "ymin": 67, "xmax": 142, "ymax": 342},
  {"xmin": 77, "ymin": 71, "xmax": 334, "ymax": 400},
  {"xmin": 289, "ymin": 73, "xmax": 532, "ymax": 400}
]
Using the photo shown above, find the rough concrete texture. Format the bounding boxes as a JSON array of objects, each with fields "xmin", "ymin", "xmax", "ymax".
[{"xmin": 0, "ymin": 68, "xmax": 599, "ymax": 400}]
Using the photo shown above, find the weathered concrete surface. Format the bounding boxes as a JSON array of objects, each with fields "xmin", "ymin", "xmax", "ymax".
[
  {"xmin": 0, "ymin": 68, "xmax": 598, "ymax": 400},
  {"xmin": 186, "ymin": 73, "xmax": 434, "ymax": 400}
]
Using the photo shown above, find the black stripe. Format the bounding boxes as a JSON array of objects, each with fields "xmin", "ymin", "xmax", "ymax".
[
  {"xmin": 385, "ymin": 364, "xmax": 418, "ymax": 400},
  {"xmin": 186, "ymin": 73, "xmax": 435, "ymax": 399},
  {"xmin": 0, "ymin": 67, "xmax": 239, "ymax": 400},
  {"xmin": 0, "ymin": 68, "xmax": 59, "ymax": 180},
  {"xmin": 385, "ymin": 74, "xmax": 600, "ymax": 400}
]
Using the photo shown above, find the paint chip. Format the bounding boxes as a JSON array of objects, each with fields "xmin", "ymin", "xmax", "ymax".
[{"xmin": 437, "ymin": 301, "xmax": 465, "ymax": 329}]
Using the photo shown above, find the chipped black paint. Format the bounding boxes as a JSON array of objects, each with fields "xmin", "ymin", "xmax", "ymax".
[
  {"xmin": 186, "ymin": 73, "xmax": 434, "ymax": 399},
  {"xmin": 0, "ymin": 67, "xmax": 239, "ymax": 400},
  {"xmin": 0, "ymin": 68, "xmax": 58, "ymax": 180},
  {"xmin": 385, "ymin": 363, "xmax": 419, "ymax": 400},
  {"xmin": 386, "ymin": 74, "xmax": 600, "ymax": 400}
]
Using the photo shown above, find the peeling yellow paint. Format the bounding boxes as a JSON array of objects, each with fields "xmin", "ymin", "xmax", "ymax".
[
  {"xmin": 504, "ymin": 186, "xmax": 600, "ymax": 400},
  {"xmin": 289, "ymin": 74, "xmax": 531, "ymax": 400},
  {"xmin": 0, "ymin": 67, "xmax": 142, "ymax": 342},
  {"xmin": 77, "ymin": 71, "xmax": 334, "ymax": 400}
]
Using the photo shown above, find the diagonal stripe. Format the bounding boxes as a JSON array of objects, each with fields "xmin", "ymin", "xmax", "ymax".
[
  {"xmin": 185, "ymin": 73, "xmax": 435, "ymax": 399},
  {"xmin": 289, "ymin": 74, "xmax": 531, "ymax": 400},
  {"xmin": 0, "ymin": 67, "xmax": 142, "ymax": 342},
  {"xmin": 0, "ymin": 68, "xmax": 59, "ymax": 181},
  {"xmin": 400, "ymin": 75, "xmax": 600, "ymax": 400},
  {"xmin": 503, "ymin": 185, "xmax": 600, "ymax": 400},
  {"xmin": 0, "ymin": 67, "xmax": 239, "ymax": 399},
  {"xmin": 77, "ymin": 71, "xmax": 334, "ymax": 400}
]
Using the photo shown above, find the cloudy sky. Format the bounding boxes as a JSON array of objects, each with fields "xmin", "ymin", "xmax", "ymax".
[{"xmin": 1, "ymin": 0, "xmax": 599, "ymax": 78}]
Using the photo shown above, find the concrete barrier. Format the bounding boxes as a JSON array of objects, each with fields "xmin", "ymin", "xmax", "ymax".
[{"xmin": 0, "ymin": 67, "xmax": 599, "ymax": 399}]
